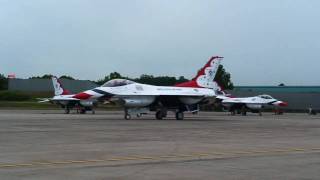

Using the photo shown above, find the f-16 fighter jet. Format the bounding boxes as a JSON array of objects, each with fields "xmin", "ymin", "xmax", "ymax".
[
  {"xmin": 217, "ymin": 94, "xmax": 288, "ymax": 116},
  {"xmin": 68, "ymin": 56, "xmax": 223, "ymax": 120},
  {"xmin": 39, "ymin": 76, "xmax": 97, "ymax": 114}
]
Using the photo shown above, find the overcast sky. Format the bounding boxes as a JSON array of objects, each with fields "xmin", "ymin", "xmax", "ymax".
[{"xmin": 0, "ymin": 0, "xmax": 319, "ymax": 85}]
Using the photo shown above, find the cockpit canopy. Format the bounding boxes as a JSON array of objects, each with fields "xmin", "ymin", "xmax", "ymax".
[
  {"xmin": 258, "ymin": 94, "xmax": 274, "ymax": 99},
  {"xmin": 101, "ymin": 79, "xmax": 135, "ymax": 87}
]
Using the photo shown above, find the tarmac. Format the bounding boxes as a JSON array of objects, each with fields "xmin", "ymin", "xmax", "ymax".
[{"xmin": 0, "ymin": 110, "xmax": 319, "ymax": 180}]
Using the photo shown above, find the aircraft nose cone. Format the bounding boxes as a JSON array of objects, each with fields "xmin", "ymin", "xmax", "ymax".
[{"xmin": 275, "ymin": 101, "xmax": 288, "ymax": 107}]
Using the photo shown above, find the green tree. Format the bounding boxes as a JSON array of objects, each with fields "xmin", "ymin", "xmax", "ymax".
[
  {"xmin": 96, "ymin": 72, "xmax": 124, "ymax": 85},
  {"xmin": 135, "ymin": 75, "xmax": 180, "ymax": 86},
  {"xmin": 29, "ymin": 74, "xmax": 53, "ymax": 79},
  {"xmin": 176, "ymin": 76, "xmax": 189, "ymax": 84},
  {"xmin": 0, "ymin": 74, "xmax": 8, "ymax": 90},
  {"xmin": 214, "ymin": 65, "xmax": 234, "ymax": 90},
  {"xmin": 60, "ymin": 75, "xmax": 75, "ymax": 80},
  {"xmin": 109, "ymin": 72, "xmax": 122, "ymax": 79}
]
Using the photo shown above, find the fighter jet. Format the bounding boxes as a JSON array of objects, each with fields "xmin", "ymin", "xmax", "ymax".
[
  {"xmin": 68, "ymin": 56, "xmax": 223, "ymax": 120},
  {"xmin": 217, "ymin": 94, "xmax": 288, "ymax": 116},
  {"xmin": 38, "ymin": 76, "xmax": 97, "ymax": 114}
]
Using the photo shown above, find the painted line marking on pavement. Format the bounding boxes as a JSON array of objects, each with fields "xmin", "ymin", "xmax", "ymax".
[{"xmin": 0, "ymin": 147, "xmax": 319, "ymax": 169}]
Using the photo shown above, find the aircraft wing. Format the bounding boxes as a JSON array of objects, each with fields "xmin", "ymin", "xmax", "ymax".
[
  {"xmin": 37, "ymin": 98, "xmax": 51, "ymax": 103},
  {"xmin": 37, "ymin": 97, "xmax": 81, "ymax": 103}
]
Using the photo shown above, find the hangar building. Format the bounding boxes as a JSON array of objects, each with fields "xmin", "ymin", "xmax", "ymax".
[{"xmin": 8, "ymin": 78, "xmax": 98, "ymax": 94}]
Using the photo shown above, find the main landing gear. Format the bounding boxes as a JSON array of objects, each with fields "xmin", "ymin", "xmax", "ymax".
[
  {"xmin": 155, "ymin": 110, "xmax": 167, "ymax": 120},
  {"xmin": 76, "ymin": 107, "xmax": 96, "ymax": 115},
  {"xmin": 124, "ymin": 112, "xmax": 143, "ymax": 120},
  {"xmin": 124, "ymin": 108, "xmax": 147, "ymax": 120},
  {"xmin": 124, "ymin": 108, "xmax": 185, "ymax": 120},
  {"xmin": 155, "ymin": 110, "xmax": 184, "ymax": 120}
]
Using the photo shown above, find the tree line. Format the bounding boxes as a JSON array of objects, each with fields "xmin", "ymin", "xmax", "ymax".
[
  {"xmin": 0, "ymin": 65, "xmax": 234, "ymax": 90},
  {"xmin": 0, "ymin": 74, "xmax": 8, "ymax": 90}
]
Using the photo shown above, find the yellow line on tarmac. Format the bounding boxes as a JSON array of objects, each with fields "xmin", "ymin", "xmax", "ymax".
[
  {"xmin": 107, "ymin": 157, "xmax": 146, "ymax": 161},
  {"xmin": 249, "ymin": 150, "xmax": 274, "ymax": 154},
  {"xmin": 0, "ymin": 147, "xmax": 319, "ymax": 169},
  {"xmin": 158, "ymin": 155, "xmax": 180, "ymax": 159},
  {"xmin": 2, "ymin": 163, "xmax": 34, "ymax": 168},
  {"xmin": 207, "ymin": 152, "xmax": 227, "ymax": 155},
  {"xmin": 291, "ymin": 148, "xmax": 306, "ymax": 152},
  {"xmin": 192, "ymin": 153, "xmax": 211, "ymax": 156},
  {"xmin": 175, "ymin": 154, "xmax": 195, "ymax": 158},
  {"xmin": 67, "ymin": 160, "xmax": 93, "ymax": 164},
  {"xmin": 272, "ymin": 149, "xmax": 293, "ymax": 153},
  {"xmin": 84, "ymin": 159, "xmax": 106, "ymax": 163},
  {"xmin": 50, "ymin": 161, "xmax": 75, "ymax": 165},
  {"xmin": 129, "ymin": 156, "xmax": 156, "ymax": 160},
  {"xmin": 0, "ymin": 164, "xmax": 30, "ymax": 168},
  {"xmin": 31, "ymin": 162, "xmax": 51, "ymax": 166},
  {"xmin": 231, "ymin": 151, "xmax": 254, "ymax": 155}
]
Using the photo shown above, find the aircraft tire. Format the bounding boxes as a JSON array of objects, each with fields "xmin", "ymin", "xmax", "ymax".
[
  {"xmin": 156, "ymin": 111, "xmax": 163, "ymax": 120},
  {"xmin": 125, "ymin": 114, "xmax": 131, "ymax": 120}
]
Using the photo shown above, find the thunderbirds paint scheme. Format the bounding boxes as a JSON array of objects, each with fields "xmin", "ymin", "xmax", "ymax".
[
  {"xmin": 217, "ymin": 94, "xmax": 288, "ymax": 116},
  {"xmin": 67, "ymin": 56, "xmax": 223, "ymax": 120},
  {"xmin": 38, "ymin": 77, "xmax": 97, "ymax": 114}
]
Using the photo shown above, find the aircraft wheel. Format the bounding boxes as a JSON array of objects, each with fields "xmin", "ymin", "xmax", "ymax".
[
  {"xmin": 176, "ymin": 112, "xmax": 184, "ymax": 120},
  {"xmin": 156, "ymin": 111, "xmax": 163, "ymax": 120},
  {"xmin": 65, "ymin": 108, "xmax": 70, "ymax": 114},
  {"xmin": 125, "ymin": 114, "xmax": 131, "ymax": 120}
]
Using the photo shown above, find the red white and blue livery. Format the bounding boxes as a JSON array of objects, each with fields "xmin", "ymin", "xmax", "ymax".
[
  {"xmin": 39, "ymin": 76, "xmax": 97, "ymax": 114},
  {"xmin": 217, "ymin": 94, "xmax": 288, "ymax": 116},
  {"xmin": 68, "ymin": 56, "xmax": 223, "ymax": 120}
]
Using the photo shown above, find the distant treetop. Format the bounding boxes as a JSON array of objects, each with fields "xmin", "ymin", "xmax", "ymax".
[{"xmin": 29, "ymin": 74, "xmax": 75, "ymax": 80}]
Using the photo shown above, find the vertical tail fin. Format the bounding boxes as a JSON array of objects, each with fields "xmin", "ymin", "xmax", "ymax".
[
  {"xmin": 52, "ymin": 76, "xmax": 71, "ymax": 96},
  {"xmin": 176, "ymin": 56, "xmax": 223, "ymax": 90}
]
